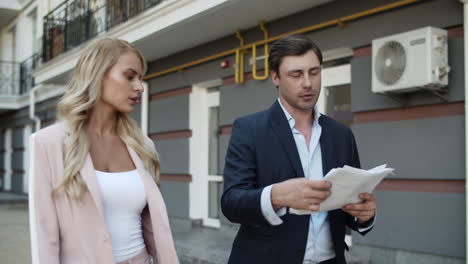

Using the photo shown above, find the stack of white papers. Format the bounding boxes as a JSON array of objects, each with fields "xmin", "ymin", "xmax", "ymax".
[{"xmin": 290, "ymin": 164, "xmax": 394, "ymax": 215}]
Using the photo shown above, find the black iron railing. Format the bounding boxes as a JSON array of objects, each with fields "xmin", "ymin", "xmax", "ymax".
[
  {"xmin": 43, "ymin": 0, "xmax": 163, "ymax": 63},
  {"xmin": 20, "ymin": 53, "xmax": 41, "ymax": 94},
  {"xmin": 0, "ymin": 61, "xmax": 20, "ymax": 95}
]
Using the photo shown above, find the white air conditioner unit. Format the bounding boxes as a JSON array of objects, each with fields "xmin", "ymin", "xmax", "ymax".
[{"xmin": 372, "ymin": 27, "xmax": 449, "ymax": 94}]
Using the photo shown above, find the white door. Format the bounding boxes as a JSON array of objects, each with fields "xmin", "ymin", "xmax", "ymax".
[
  {"xmin": 317, "ymin": 64, "xmax": 351, "ymax": 118},
  {"xmin": 319, "ymin": 63, "xmax": 354, "ymax": 246},
  {"xmin": 189, "ymin": 80, "xmax": 223, "ymax": 228}
]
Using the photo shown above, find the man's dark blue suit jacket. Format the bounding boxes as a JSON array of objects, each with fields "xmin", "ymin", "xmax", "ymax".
[{"xmin": 221, "ymin": 100, "xmax": 372, "ymax": 264}]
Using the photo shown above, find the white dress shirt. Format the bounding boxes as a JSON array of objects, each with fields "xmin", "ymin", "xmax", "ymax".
[{"xmin": 260, "ymin": 98, "xmax": 374, "ymax": 263}]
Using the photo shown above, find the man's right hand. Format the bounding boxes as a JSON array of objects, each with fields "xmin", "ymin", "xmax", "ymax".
[{"xmin": 271, "ymin": 178, "xmax": 331, "ymax": 211}]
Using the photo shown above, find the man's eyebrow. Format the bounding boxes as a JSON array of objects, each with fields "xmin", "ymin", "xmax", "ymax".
[
  {"xmin": 310, "ymin": 66, "xmax": 321, "ymax": 70},
  {"xmin": 286, "ymin": 66, "xmax": 321, "ymax": 74},
  {"xmin": 287, "ymin": 69, "xmax": 304, "ymax": 74}
]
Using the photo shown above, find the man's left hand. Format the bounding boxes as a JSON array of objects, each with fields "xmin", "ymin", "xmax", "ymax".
[{"xmin": 342, "ymin": 193, "xmax": 376, "ymax": 224}]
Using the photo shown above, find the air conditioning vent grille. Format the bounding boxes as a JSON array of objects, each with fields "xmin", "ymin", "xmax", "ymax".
[{"xmin": 374, "ymin": 41, "xmax": 407, "ymax": 86}]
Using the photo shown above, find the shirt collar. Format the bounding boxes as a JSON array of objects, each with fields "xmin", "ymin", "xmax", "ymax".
[{"xmin": 277, "ymin": 98, "xmax": 321, "ymax": 130}]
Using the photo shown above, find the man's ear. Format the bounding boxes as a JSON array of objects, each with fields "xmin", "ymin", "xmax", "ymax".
[{"xmin": 271, "ymin": 70, "xmax": 280, "ymax": 87}]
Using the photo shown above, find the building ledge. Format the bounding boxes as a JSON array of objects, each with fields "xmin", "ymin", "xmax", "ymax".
[{"xmin": 0, "ymin": 84, "xmax": 65, "ymax": 111}]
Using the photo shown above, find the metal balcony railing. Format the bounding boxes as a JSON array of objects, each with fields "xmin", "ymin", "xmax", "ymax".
[
  {"xmin": 0, "ymin": 61, "xmax": 20, "ymax": 96},
  {"xmin": 43, "ymin": 0, "xmax": 163, "ymax": 63},
  {"xmin": 20, "ymin": 53, "xmax": 41, "ymax": 94}
]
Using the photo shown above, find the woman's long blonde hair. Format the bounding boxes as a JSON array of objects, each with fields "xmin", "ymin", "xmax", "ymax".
[{"xmin": 53, "ymin": 37, "xmax": 160, "ymax": 199}]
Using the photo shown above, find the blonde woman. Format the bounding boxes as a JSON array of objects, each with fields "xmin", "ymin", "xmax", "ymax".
[{"xmin": 30, "ymin": 38, "xmax": 179, "ymax": 264}]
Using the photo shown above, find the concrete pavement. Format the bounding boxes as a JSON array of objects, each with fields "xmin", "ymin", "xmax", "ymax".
[{"xmin": 0, "ymin": 203, "xmax": 31, "ymax": 264}]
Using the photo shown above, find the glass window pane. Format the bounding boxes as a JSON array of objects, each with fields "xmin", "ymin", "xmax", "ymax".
[
  {"xmin": 208, "ymin": 106, "xmax": 219, "ymax": 175},
  {"xmin": 208, "ymin": 181, "xmax": 220, "ymax": 218}
]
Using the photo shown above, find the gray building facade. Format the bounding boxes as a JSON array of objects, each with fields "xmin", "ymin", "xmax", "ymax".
[{"xmin": 0, "ymin": 0, "xmax": 465, "ymax": 263}]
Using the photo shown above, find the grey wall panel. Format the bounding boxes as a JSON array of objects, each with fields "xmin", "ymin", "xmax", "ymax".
[
  {"xmin": 12, "ymin": 129, "xmax": 23, "ymax": 148},
  {"xmin": 1, "ymin": 115, "xmax": 49, "ymax": 133},
  {"xmin": 352, "ymin": 115, "xmax": 464, "ymax": 180},
  {"xmin": 352, "ymin": 190, "xmax": 465, "ymax": 258},
  {"xmin": 298, "ymin": 0, "xmax": 462, "ymax": 53},
  {"xmin": 0, "ymin": 96, "xmax": 59, "ymax": 130},
  {"xmin": 12, "ymin": 152, "xmax": 24, "ymax": 171},
  {"xmin": 447, "ymin": 37, "xmax": 465, "ymax": 100},
  {"xmin": 160, "ymin": 181, "xmax": 189, "ymax": 219},
  {"xmin": 11, "ymin": 173, "xmax": 23, "ymax": 193},
  {"xmin": 148, "ymin": 55, "xmax": 236, "ymax": 94},
  {"xmin": 147, "ymin": 0, "xmax": 461, "ymax": 80},
  {"xmin": 219, "ymin": 79, "xmax": 277, "ymax": 126},
  {"xmin": 149, "ymin": 94, "xmax": 189, "ymax": 134},
  {"xmin": 352, "ymin": 244, "xmax": 465, "ymax": 264},
  {"xmin": 154, "ymin": 138, "xmax": 189, "ymax": 174},
  {"xmin": 128, "ymin": 103, "xmax": 142, "ymax": 127},
  {"xmin": 352, "ymin": 38, "xmax": 464, "ymax": 112}
]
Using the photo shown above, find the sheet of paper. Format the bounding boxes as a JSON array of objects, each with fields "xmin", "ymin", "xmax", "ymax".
[{"xmin": 290, "ymin": 164, "xmax": 394, "ymax": 215}]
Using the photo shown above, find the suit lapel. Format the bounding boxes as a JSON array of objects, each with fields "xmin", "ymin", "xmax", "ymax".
[
  {"xmin": 268, "ymin": 101, "xmax": 305, "ymax": 179},
  {"xmin": 319, "ymin": 117, "xmax": 332, "ymax": 176},
  {"xmin": 80, "ymin": 153, "xmax": 105, "ymax": 218}
]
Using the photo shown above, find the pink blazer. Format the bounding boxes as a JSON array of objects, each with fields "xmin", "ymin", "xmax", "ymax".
[{"xmin": 30, "ymin": 122, "xmax": 179, "ymax": 264}]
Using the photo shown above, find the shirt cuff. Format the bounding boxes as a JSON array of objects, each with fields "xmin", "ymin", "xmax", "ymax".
[
  {"xmin": 355, "ymin": 212, "xmax": 376, "ymax": 232},
  {"xmin": 261, "ymin": 185, "xmax": 285, "ymax": 225}
]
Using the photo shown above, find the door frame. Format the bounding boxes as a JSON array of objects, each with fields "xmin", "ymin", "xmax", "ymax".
[
  {"xmin": 189, "ymin": 79, "xmax": 223, "ymax": 228},
  {"xmin": 318, "ymin": 64, "xmax": 351, "ymax": 116},
  {"xmin": 320, "ymin": 63, "xmax": 353, "ymax": 246}
]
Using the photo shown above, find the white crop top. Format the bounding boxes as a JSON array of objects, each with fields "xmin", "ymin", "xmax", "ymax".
[{"xmin": 95, "ymin": 169, "xmax": 147, "ymax": 262}]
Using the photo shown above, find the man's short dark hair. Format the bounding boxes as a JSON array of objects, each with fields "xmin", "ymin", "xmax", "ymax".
[{"xmin": 268, "ymin": 35, "xmax": 323, "ymax": 75}]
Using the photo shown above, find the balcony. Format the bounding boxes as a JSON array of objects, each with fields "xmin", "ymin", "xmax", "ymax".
[
  {"xmin": 0, "ymin": 1, "xmax": 21, "ymax": 28},
  {"xmin": 0, "ymin": 55, "xmax": 43, "ymax": 111},
  {"xmin": 0, "ymin": 61, "xmax": 20, "ymax": 96},
  {"xmin": 20, "ymin": 54, "xmax": 42, "ymax": 95},
  {"xmin": 35, "ymin": 0, "xmax": 334, "ymax": 85},
  {"xmin": 0, "ymin": 55, "xmax": 40, "ymax": 97},
  {"xmin": 43, "ymin": 0, "xmax": 163, "ymax": 63}
]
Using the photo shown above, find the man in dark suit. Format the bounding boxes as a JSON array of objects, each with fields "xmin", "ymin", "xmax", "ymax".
[{"xmin": 221, "ymin": 35, "xmax": 376, "ymax": 264}]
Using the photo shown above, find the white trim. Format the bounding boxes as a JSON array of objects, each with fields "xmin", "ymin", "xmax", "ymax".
[
  {"xmin": 318, "ymin": 64, "xmax": 351, "ymax": 115},
  {"xmin": 206, "ymin": 92, "xmax": 220, "ymax": 107},
  {"xmin": 204, "ymin": 217, "xmax": 221, "ymax": 228},
  {"xmin": 322, "ymin": 47, "xmax": 353, "ymax": 62},
  {"xmin": 24, "ymin": 1, "xmax": 39, "ymax": 17},
  {"xmin": 23, "ymin": 124, "xmax": 32, "ymax": 193},
  {"xmin": 207, "ymin": 175, "xmax": 223, "ymax": 182},
  {"xmin": 4, "ymin": 129, "xmax": 12, "ymax": 191},
  {"xmin": 189, "ymin": 83, "xmax": 208, "ymax": 220},
  {"xmin": 0, "ymin": 1, "xmax": 21, "ymax": 10},
  {"xmin": 322, "ymin": 64, "xmax": 351, "ymax": 87}
]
